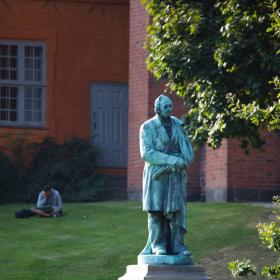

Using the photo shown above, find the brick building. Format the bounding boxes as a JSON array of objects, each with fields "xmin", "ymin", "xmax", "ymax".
[{"xmin": 0, "ymin": 0, "xmax": 279, "ymax": 201}]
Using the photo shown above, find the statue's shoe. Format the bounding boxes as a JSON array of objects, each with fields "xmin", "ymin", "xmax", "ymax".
[
  {"xmin": 153, "ymin": 247, "xmax": 167, "ymax": 255},
  {"xmin": 178, "ymin": 245, "xmax": 191, "ymax": 256}
]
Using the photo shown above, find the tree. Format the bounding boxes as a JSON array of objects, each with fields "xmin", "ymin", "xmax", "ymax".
[{"xmin": 142, "ymin": 0, "xmax": 280, "ymax": 150}]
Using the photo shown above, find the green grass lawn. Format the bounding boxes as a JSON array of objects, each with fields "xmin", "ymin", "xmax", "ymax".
[{"xmin": 0, "ymin": 202, "xmax": 275, "ymax": 280}]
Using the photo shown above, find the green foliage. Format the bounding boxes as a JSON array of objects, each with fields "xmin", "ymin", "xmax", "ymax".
[
  {"xmin": 4, "ymin": 130, "xmax": 33, "ymax": 175},
  {"xmin": 142, "ymin": 0, "xmax": 280, "ymax": 150},
  {"xmin": 1, "ymin": 134, "xmax": 106, "ymax": 203},
  {"xmin": 26, "ymin": 137, "xmax": 106, "ymax": 202},
  {"xmin": 229, "ymin": 196, "xmax": 280, "ymax": 279},
  {"xmin": 258, "ymin": 222, "xmax": 280, "ymax": 253},
  {"xmin": 258, "ymin": 196, "xmax": 280, "ymax": 253},
  {"xmin": 0, "ymin": 151, "xmax": 19, "ymax": 203},
  {"xmin": 228, "ymin": 259, "xmax": 257, "ymax": 277},
  {"xmin": 262, "ymin": 263, "xmax": 280, "ymax": 279}
]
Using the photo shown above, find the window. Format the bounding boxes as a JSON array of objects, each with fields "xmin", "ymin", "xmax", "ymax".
[{"xmin": 0, "ymin": 40, "xmax": 46, "ymax": 127}]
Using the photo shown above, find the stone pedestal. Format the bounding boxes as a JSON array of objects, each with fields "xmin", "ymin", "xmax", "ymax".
[
  {"xmin": 119, "ymin": 264, "xmax": 212, "ymax": 280},
  {"xmin": 138, "ymin": 254, "xmax": 193, "ymax": 265}
]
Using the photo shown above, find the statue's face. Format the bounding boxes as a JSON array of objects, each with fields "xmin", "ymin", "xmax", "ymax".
[{"xmin": 159, "ymin": 98, "xmax": 173, "ymax": 118}]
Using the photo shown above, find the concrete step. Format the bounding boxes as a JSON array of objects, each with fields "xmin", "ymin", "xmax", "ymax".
[{"xmin": 119, "ymin": 264, "xmax": 212, "ymax": 280}]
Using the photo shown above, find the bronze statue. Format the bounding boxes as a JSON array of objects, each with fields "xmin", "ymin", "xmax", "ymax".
[{"xmin": 139, "ymin": 95, "xmax": 194, "ymax": 256}]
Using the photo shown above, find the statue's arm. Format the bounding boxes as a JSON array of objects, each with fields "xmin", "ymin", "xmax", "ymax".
[
  {"xmin": 172, "ymin": 117, "xmax": 194, "ymax": 165},
  {"xmin": 139, "ymin": 124, "xmax": 180, "ymax": 166}
]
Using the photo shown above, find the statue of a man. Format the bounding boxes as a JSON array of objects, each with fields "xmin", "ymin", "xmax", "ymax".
[{"xmin": 139, "ymin": 95, "xmax": 194, "ymax": 256}]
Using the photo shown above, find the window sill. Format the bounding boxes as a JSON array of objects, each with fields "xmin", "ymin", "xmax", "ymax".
[{"xmin": 0, "ymin": 125, "xmax": 48, "ymax": 130}]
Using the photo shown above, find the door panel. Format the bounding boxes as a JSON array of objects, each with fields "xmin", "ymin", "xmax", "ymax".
[{"xmin": 90, "ymin": 83, "xmax": 128, "ymax": 168}]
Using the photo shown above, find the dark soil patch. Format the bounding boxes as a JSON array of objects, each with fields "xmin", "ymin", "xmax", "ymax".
[{"xmin": 199, "ymin": 244, "xmax": 276, "ymax": 280}]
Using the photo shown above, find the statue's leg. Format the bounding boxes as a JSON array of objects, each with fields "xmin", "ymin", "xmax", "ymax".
[
  {"xmin": 170, "ymin": 212, "xmax": 189, "ymax": 255},
  {"xmin": 139, "ymin": 236, "xmax": 152, "ymax": 255},
  {"xmin": 148, "ymin": 211, "xmax": 167, "ymax": 255},
  {"xmin": 139, "ymin": 213, "xmax": 152, "ymax": 255},
  {"xmin": 163, "ymin": 214, "xmax": 172, "ymax": 254}
]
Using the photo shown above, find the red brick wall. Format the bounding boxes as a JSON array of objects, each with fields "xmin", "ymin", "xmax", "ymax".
[
  {"xmin": 204, "ymin": 140, "xmax": 228, "ymax": 201},
  {"xmin": 203, "ymin": 133, "xmax": 280, "ymax": 202},
  {"xmin": 188, "ymin": 149, "xmax": 201, "ymax": 200},
  {"xmin": 127, "ymin": 0, "xmax": 149, "ymax": 199},
  {"xmin": 228, "ymin": 132, "xmax": 280, "ymax": 201}
]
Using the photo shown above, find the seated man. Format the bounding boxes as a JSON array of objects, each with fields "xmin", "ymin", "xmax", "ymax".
[{"xmin": 31, "ymin": 185, "xmax": 63, "ymax": 217}]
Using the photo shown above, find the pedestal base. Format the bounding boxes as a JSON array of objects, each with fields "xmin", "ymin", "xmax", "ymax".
[
  {"xmin": 138, "ymin": 254, "xmax": 193, "ymax": 265},
  {"xmin": 119, "ymin": 264, "xmax": 212, "ymax": 280}
]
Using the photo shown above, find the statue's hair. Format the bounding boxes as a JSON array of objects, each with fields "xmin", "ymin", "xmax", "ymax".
[{"xmin": 154, "ymin": 95, "xmax": 172, "ymax": 114}]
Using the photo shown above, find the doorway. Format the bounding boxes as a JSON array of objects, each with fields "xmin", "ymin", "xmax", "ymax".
[{"xmin": 90, "ymin": 83, "xmax": 128, "ymax": 168}]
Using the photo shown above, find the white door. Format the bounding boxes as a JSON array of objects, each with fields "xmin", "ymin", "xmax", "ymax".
[{"xmin": 90, "ymin": 83, "xmax": 128, "ymax": 167}]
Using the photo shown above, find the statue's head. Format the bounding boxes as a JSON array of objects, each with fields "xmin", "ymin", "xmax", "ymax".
[{"xmin": 154, "ymin": 95, "xmax": 173, "ymax": 119}]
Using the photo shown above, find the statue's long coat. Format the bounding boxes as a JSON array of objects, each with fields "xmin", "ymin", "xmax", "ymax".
[{"xmin": 139, "ymin": 115, "xmax": 194, "ymax": 231}]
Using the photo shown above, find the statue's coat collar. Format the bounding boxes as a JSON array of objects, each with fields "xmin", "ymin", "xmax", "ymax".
[{"xmin": 153, "ymin": 115, "xmax": 176, "ymax": 141}]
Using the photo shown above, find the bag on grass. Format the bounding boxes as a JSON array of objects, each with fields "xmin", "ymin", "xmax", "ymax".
[{"xmin": 15, "ymin": 209, "xmax": 34, "ymax": 218}]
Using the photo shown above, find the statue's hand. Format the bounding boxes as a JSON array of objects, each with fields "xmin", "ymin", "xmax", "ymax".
[{"xmin": 175, "ymin": 158, "xmax": 186, "ymax": 169}]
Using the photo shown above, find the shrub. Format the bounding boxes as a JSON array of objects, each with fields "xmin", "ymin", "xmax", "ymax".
[
  {"xmin": 4, "ymin": 131, "xmax": 33, "ymax": 176},
  {"xmin": 0, "ymin": 151, "xmax": 19, "ymax": 203},
  {"xmin": 1, "ymin": 134, "xmax": 106, "ymax": 203},
  {"xmin": 229, "ymin": 196, "xmax": 280, "ymax": 279},
  {"xmin": 25, "ymin": 137, "xmax": 107, "ymax": 202}
]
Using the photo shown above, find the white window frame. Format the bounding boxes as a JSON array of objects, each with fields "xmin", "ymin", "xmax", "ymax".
[{"xmin": 0, "ymin": 40, "xmax": 46, "ymax": 127}]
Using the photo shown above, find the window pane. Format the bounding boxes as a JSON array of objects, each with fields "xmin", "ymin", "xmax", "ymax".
[
  {"xmin": 25, "ymin": 99, "xmax": 32, "ymax": 110},
  {"xmin": 25, "ymin": 46, "xmax": 33, "ymax": 57},
  {"xmin": 0, "ymin": 86, "xmax": 19, "ymax": 122},
  {"xmin": 34, "ymin": 71, "xmax": 42, "ymax": 81},
  {"xmin": 10, "ymin": 111, "xmax": 17, "ymax": 121},
  {"xmin": 24, "ymin": 86, "xmax": 43, "ymax": 123},
  {"xmin": 10, "ymin": 70, "xmax": 17, "ymax": 80},
  {"xmin": 34, "ymin": 59, "xmax": 42, "ymax": 70},
  {"xmin": 0, "ymin": 45, "xmax": 8, "ymax": 56},
  {"xmin": 23, "ymin": 44, "xmax": 45, "ymax": 84},
  {"xmin": 0, "ymin": 45, "xmax": 18, "ymax": 81},
  {"xmin": 34, "ymin": 111, "xmax": 42, "ymax": 122},
  {"xmin": 0, "ymin": 110, "xmax": 8, "ymax": 121},
  {"xmin": 34, "ymin": 99, "xmax": 42, "ymax": 110},
  {"xmin": 0, "ymin": 98, "xmax": 7, "ymax": 109},
  {"xmin": 10, "ymin": 87, "xmax": 18, "ymax": 98},
  {"xmin": 9, "ymin": 46, "xmax": 18, "ymax": 57},
  {"xmin": 0, "ymin": 69, "xmax": 8, "ymax": 79},
  {"xmin": 10, "ymin": 98, "xmax": 17, "ymax": 110},
  {"xmin": 25, "ymin": 70, "xmax": 33, "ymax": 81},
  {"xmin": 25, "ymin": 87, "xmax": 33, "ymax": 98},
  {"xmin": 34, "ymin": 47, "xmax": 42, "ymax": 58},
  {"xmin": 1, "ymin": 86, "xmax": 8, "ymax": 97},
  {"xmin": 0, "ymin": 57, "xmax": 8, "ymax": 68},
  {"xmin": 25, "ymin": 58, "xmax": 33, "ymax": 69},
  {"xmin": 24, "ymin": 111, "xmax": 32, "ymax": 122},
  {"xmin": 34, "ymin": 88, "xmax": 42, "ymax": 98},
  {"xmin": 10, "ymin": 58, "xmax": 17, "ymax": 68}
]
